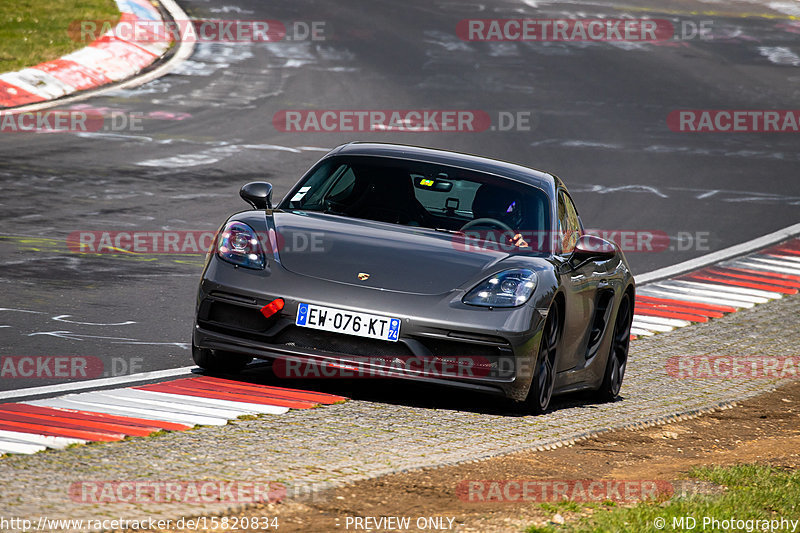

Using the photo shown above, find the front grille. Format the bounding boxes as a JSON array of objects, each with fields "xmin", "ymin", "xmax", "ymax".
[
  {"xmin": 272, "ymin": 327, "xmax": 514, "ymax": 380},
  {"xmin": 273, "ymin": 327, "xmax": 413, "ymax": 358},
  {"xmin": 418, "ymin": 337, "xmax": 514, "ymax": 378},
  {"xmin": 422, "ymin": 338, "xmax": 506, "ymax": 359},
  {"xmin": 207, "ymin": 301, "xmax": 269, "ymax": 332}
]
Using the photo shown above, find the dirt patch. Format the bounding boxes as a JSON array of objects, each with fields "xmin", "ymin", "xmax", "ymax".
[{"xmin": 161, "ymin": 380, "xmax": 800, "ymax": 533}]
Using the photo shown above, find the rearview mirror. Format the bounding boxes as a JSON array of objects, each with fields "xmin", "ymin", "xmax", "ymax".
[
  {"xmin": 573, "ymin": 234, "xmax": 616, "ymax": 260},
  {"xmin": 413, "ymin": 174, "xmax": 453, "ymax": 192},
  {"xmin": 240, "ymin": 182, "xmax": 273, "ymax": 209}
]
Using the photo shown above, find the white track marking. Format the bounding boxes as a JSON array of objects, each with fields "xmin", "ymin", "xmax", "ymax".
[
  {"xmin": 0, "ymin": 429, "xmax": 84, "ymax": 449},
  {"xmin": 27, "ymin": 398, "xmax": 220, "ymax": 426},
  {"xmin": 636, "ymin": 287, "xmax": 753, "ymax": 308},
  {"xmin": 581, "ymin": 184, "xmax": 668, "ymax": 198},
  {"xmin": 94, "ymin": 389, "xmax": 248, "ymax": 419},
  {"xmin": 742, "ymin": 257, "xmax": 800, "ymax": 272},
  {"xmin": 0, "ymin": 69, "xmax": 74, "ymax": 99},
  {"xmin": 636, "ymin": 222, "xmax": 800, "ymax": 284},
  {"xmin": 631, "ymin": 319, "xmax": 674, "ymax": 333},
  {"xmin": 0, "ymin": 366, "xmax": 196, "ymax": 400},
  {"xmin": 630, "ymin": 315, "xmax": 692, "ymax": 328},
  {"xmin": 766, "ymin": 254, "xmax": 800, "ymax": 264},
  {"xmin": 51, "ymin": 315, "xmax": 136, "ymax": 326},
  {"xmin": 758, "ymin": 46, "xmax": 800, "ymax": 67},
  {"xmin": 648, "ymin": 283, "xmax": 768, "ymax": 304},
  {"xmin": 63, "ymin": 392, "xmax": 234, "ymax": 423},
  {"xmin": 750, "ymin": 256, "xmax": 800, "ymax": 268},
  {"xmin": 27, "ymin": 331, "xmax": 136, "ymax": 341},
  {"xmin": 632, "ymin": 313, "xmax": 687, "ymax": 323},
  {"xmin": 0, "ymin": 434, "xmax": 60, "ymax": 449},
  {"xmin": 732, "ymin": 259, "xmax": 800, "ymax": 276},
  {"xmin": 657, "ymin": 280, "xmax": 783, "ymax": 300},
  {"xmin": 128, "ymin": 389, "xmax": 289, "ymax": 415},
  {"xmin": 0, "ymin": 440, "xmax": 46, "ymax": 455},
  {"xmin": 629, "ymin": 327, "xmax": 655, "ymax": 336}
]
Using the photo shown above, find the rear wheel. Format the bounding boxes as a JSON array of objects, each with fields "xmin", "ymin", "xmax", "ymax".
[
  {"xmin": 192, "ymin": 344, "xmax": 252, "ymax": 373},
  {"xmin": 528, "ymin": 302, "xmax": 561, "ymax": 414},
  {"xmin": 595, "ymin": 292, "xmax": 632, "ymax": 402}
]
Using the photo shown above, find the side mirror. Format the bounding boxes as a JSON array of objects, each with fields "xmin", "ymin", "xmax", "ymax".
[
  {"xmin": 240, "ymin": 182, "xmax": 273, "ymax": 209},
  {"xmin": 572, "ymin": 234, "xmax": 616, "ymax": 260}
]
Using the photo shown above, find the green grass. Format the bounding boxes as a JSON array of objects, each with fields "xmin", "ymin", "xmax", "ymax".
[
  {"xmin": 527, "ymin": 464, "xmax": 800, "ymax": 533},
  {"xmin": 0, "ymin": 0, "xmax": 119, "ymax": 72}
]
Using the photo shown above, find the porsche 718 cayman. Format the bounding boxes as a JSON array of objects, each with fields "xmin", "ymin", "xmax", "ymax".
[{"xmin": 193, "ymin": 142, "xmax": 635, "ymax": 412}]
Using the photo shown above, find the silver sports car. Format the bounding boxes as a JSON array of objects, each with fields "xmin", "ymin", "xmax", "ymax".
[{"xmin": 193, "ymin": 142, "xmax": 635, "ymax": 412}]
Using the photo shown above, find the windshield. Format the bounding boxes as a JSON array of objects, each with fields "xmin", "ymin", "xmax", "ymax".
[{"xmin": 280, "ymin": 155, "xmax": 551, "ymax": 252}]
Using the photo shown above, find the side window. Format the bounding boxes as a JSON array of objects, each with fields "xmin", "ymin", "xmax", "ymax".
[
  {"xmin": 557, "ymin": 191, "xmax": 581, "ymax": 254},
  {"xmin": 327, "ymin": 167, "xmax": 356, "ymax": 201},
  {"xmin": 289, "ymin": 163, "xmax": 350, "ymax": 209}
]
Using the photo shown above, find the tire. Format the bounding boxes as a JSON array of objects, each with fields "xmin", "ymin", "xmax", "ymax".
[
  {"xmin": 192, "ymin": 344, "xmax": 252, "ymax": 373},
  {"xmin": 595, "ymin": 292, "xmax": 632, "ymax": 402},
  {"xmin": 528, "ymin": 301, "xmax": 561, "ymax": 414}
]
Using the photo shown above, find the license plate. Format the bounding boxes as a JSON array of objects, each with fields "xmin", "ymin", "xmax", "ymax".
[{"xmin": 295, "ymin": 303, "xmax": 401, "ymax": 342}]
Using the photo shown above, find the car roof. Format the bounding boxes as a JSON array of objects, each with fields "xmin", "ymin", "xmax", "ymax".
[{"xmin": 328, "ymin": 142, "xmax": 561, "ymax": 193}]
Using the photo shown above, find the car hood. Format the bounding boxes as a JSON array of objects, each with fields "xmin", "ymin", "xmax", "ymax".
[{"xmin": 272, "ymin": 211, "xmax": 510, "ymax": 295}]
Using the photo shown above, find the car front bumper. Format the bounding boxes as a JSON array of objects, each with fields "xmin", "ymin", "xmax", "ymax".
[{"xmin": 194, "ymin": 258, "xmax": 549, "ymax": 400}]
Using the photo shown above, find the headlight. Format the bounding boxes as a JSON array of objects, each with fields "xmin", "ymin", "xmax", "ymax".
[
  {"xmin": 463, "ymin": 269, "xmax": 537, "ymax": 307},
  {"xmin": 217, "ymin": 221, "xmax": 266, "ymax": 269}
]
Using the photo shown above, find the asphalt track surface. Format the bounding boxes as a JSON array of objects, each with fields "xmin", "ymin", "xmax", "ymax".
[{"xmin": 1, "ymin": 0, "xmax": 799, "ymax": 392}]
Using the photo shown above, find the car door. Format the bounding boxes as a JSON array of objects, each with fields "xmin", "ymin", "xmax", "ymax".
[{"xmin": 554, "ymin": 190, "xmax": 600, "ymax": 373}]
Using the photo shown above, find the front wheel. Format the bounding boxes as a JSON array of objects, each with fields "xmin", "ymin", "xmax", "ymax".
[
  {"xmin": 595, "ymin": 292, "xmax": 632, "ymax": 402},
  {"xmin": 528, "ymin": 302, "xmax": 561, "ymax": 414},
  {"xmin": 192, "ymin": 344, "xmax": 252, "ymax": 373}
]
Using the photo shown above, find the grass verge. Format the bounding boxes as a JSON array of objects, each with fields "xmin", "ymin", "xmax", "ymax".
[
  {"xmin": 528, "ymin": 464, "xmax": 800, "ymax": 532},
  {"xmin": 0, "ymin": 0, "xmax": 119, "ymax": 72}
]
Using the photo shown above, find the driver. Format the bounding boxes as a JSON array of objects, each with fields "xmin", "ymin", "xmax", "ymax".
[{"xmin": 470, "ymin": 184, "xmax": 529, "ymax": 248}]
